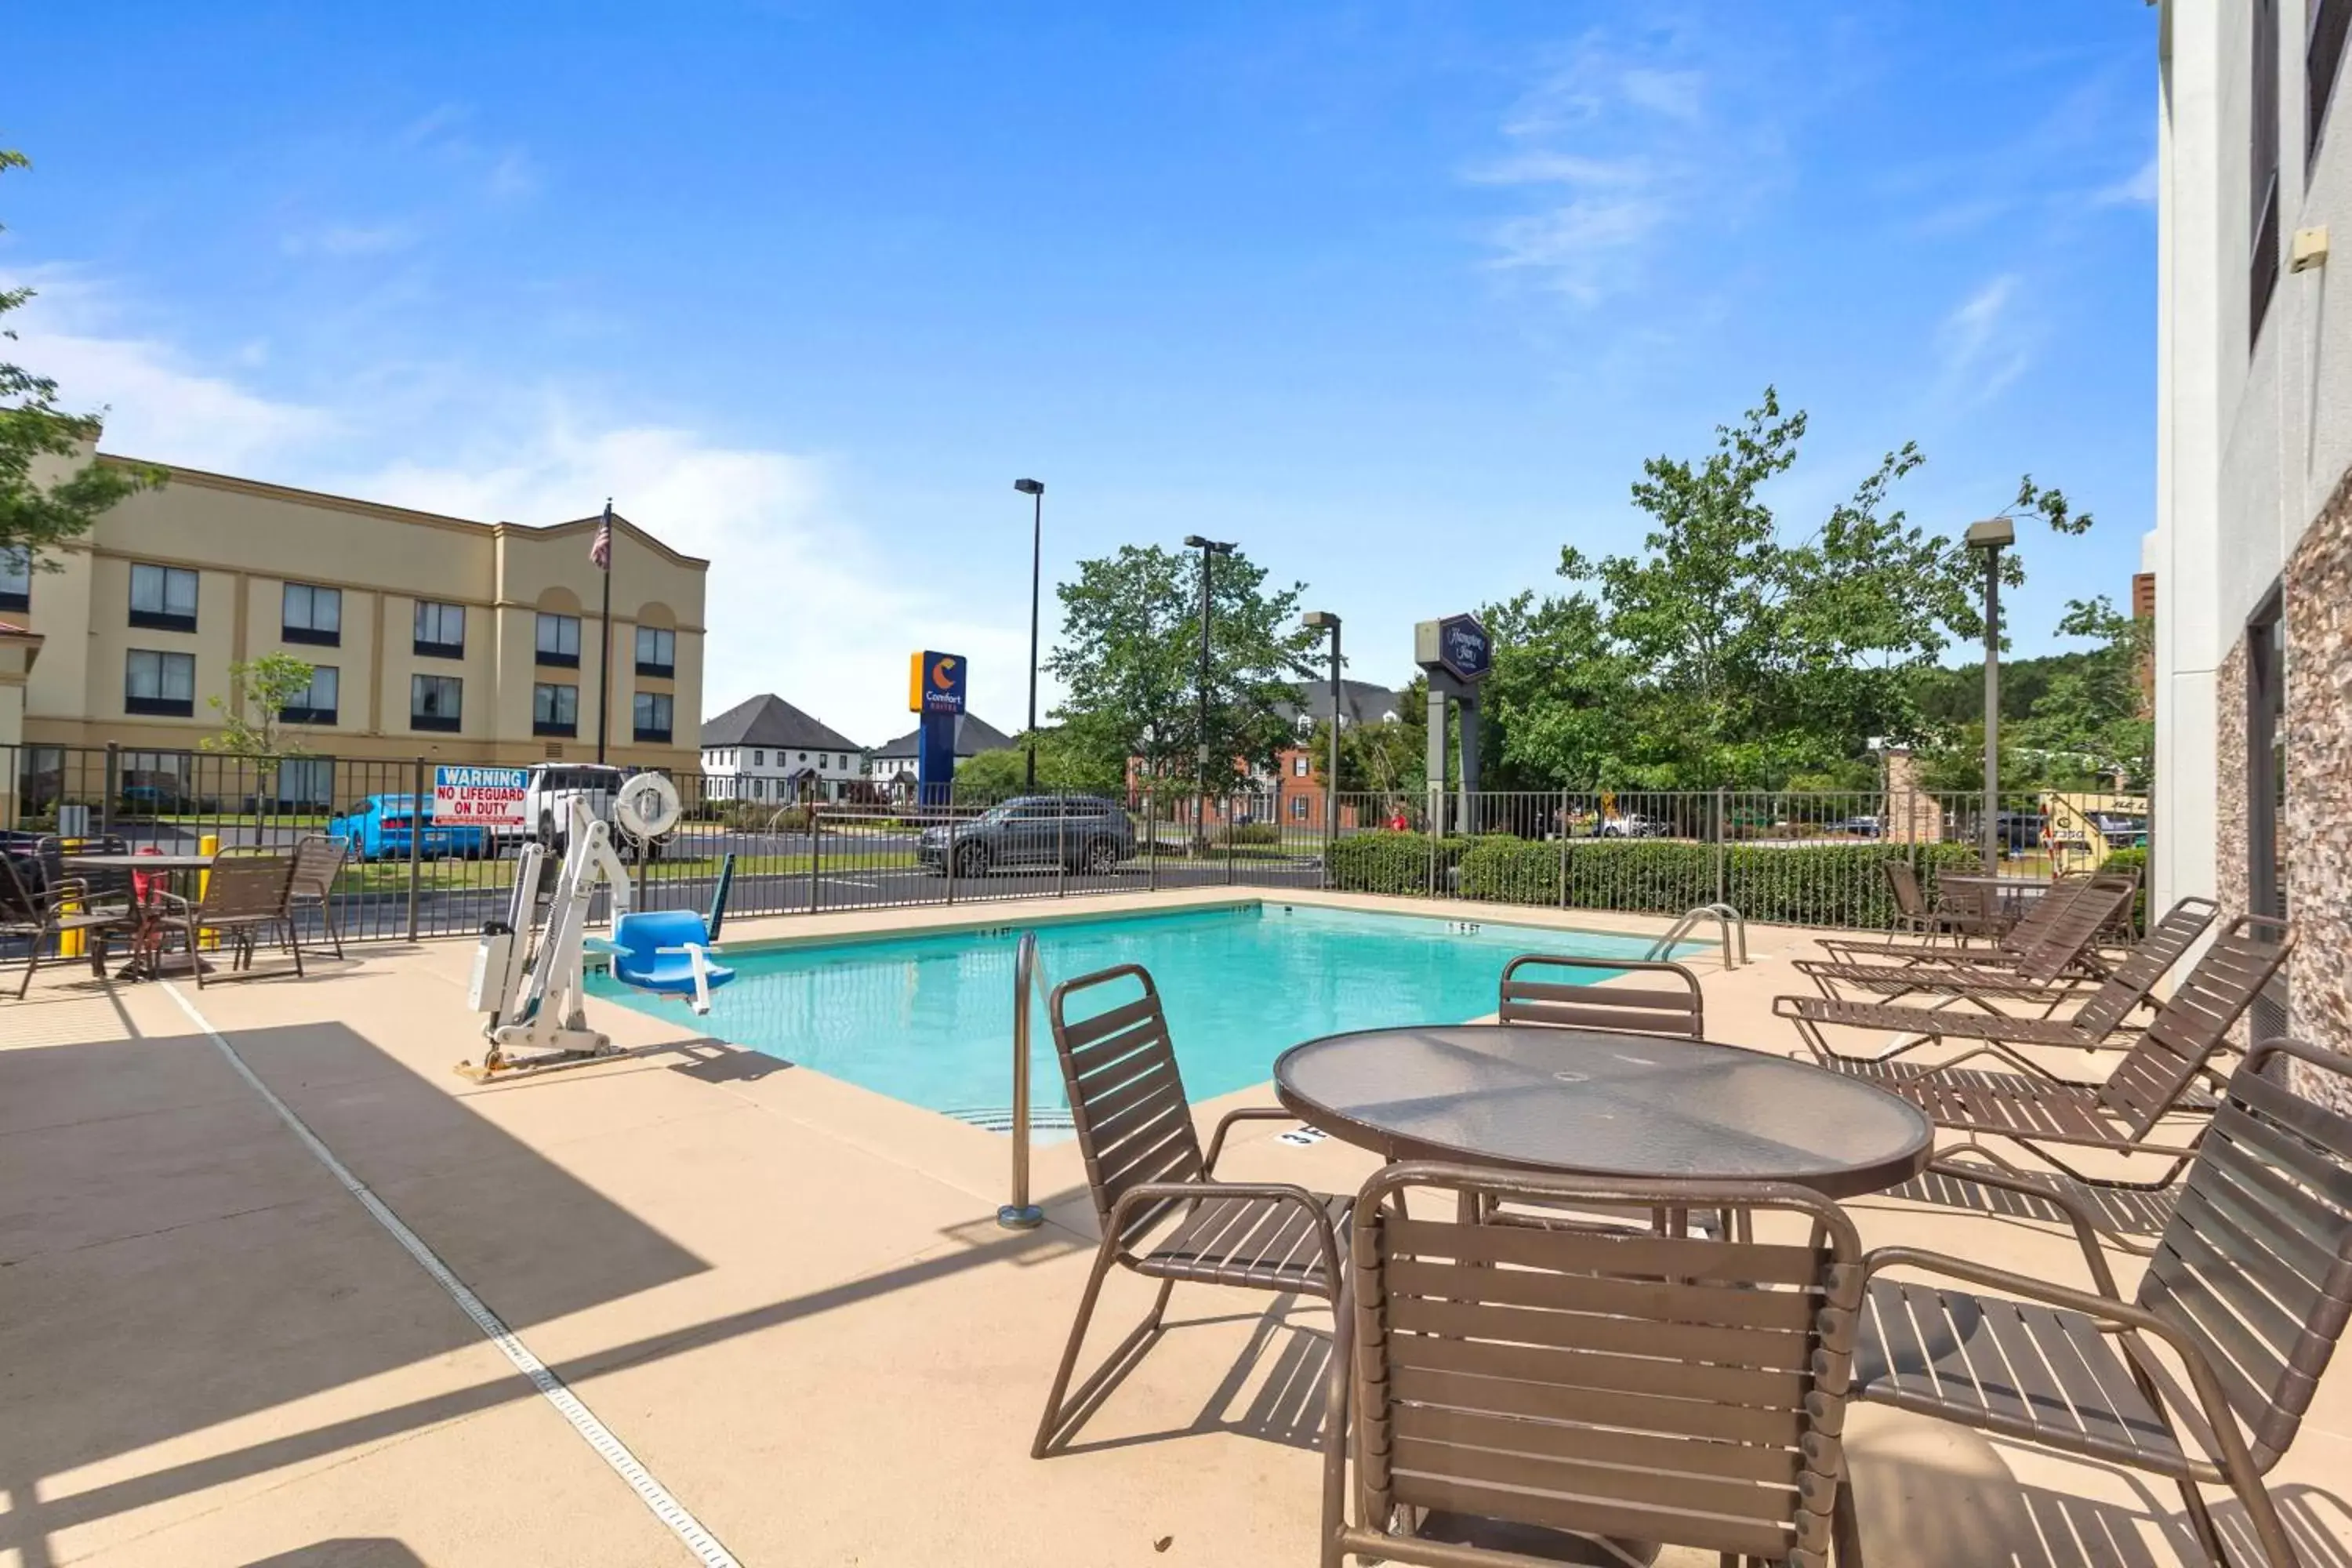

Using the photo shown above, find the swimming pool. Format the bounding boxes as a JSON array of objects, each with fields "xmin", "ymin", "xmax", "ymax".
[{"xmin": 588, "ymin": 902, "xmax": 1679, "ymax": 1126}]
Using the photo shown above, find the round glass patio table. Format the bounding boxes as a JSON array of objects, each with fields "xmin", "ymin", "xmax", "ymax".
[{"xmin": 1273, "ymin": 1022, "xmax": 1935, "ymax": 1199}]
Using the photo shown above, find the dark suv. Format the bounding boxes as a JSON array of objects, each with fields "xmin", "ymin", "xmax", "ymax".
[{"xmin": 918, "ymin": 796, "xmax": 1135, "ymax": 876}]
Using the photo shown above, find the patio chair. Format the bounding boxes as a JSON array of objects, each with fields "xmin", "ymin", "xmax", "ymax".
[
  {"xmin": 1, "ymin": 842, "xmax": 129, "ymax": 997},
  {"xmin": 1774, "ymin": 902, "xmax": 2249, "ymax": 1076},
  {"xmin": 1855, "ymin": 1037, "xmax": 2352, "ymax": 1568},
  {"xmin": 1497, "ymin": 953, "xmax": 1704, "ymax": 1037},
  {"xmin": 1795, "ymin": 916, "xmax": 2295, "ymax": 1193},
  {"xmin": 1322, "ymin": 1161, "xmax": 1867, "ymax": 1568},
  {"xmin": 286, "ymin": 833, "xmax": 349, "ymax": 960},
  {"xmin": 155, "ymin": 851, "xmax": 301, "ymax": 988},
  {"xmin": 1033, "ymin": 964, "xmax": 1347, "ymax": 1458},
  {"xmin": 1817, "ymin": 865, "xmax": 2091, "ymax": 966},
  {"xmin": 1793, "ymin": 880, "xmax": 2180, "ymax": 1012}
]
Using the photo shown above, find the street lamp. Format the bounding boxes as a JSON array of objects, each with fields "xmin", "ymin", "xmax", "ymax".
[
  {"xmin": 1183, "ymin": 535, "xmax": 1236, "ymax": 853},
  {"xmin": 1014, "ymin": 478, "xmax": 1046, "ymax": 790},
  {"xmin": 1302, "ymin": 611, "xmax": 1341, "ymax": 872},
  {"xmin": 1965, "ymin": 517, "xmax": 2016, "ymax": 874}
]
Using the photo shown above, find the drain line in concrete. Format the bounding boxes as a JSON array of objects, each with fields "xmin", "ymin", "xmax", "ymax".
[{"xmin": 162, "ymin": 982, "xmax": 743, "ymax": 1568}]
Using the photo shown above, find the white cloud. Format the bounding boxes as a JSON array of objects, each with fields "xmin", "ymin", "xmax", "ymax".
[
  {"xmin": 1930, "ymin": 273, "xmax": 2033, "ymax": 410},
  {"xmin": 2092, "ymin": 154, "xmax": 2158, "ymax": 207}
]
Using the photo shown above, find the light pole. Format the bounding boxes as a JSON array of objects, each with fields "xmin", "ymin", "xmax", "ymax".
[
  {"xmin": 1303, "ymin": 610, "xmax": 1341, "ymax": 869},
  {"xmin": 1014, "ymin": 478, "xmax": 1045, "ymax": 790},
  {"xmin": 1965, "ymin": 518, "xmax": 2016, "ymax": 874},
  {"xmin": 1183, "ymin": 535, "xmax": 1235, "ymax": 854}
]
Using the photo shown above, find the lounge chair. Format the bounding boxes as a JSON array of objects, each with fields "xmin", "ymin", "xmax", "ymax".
[
  {"xmin": 0, "ymin": 840, "xmax": 128, "ymax": 998},
  {"xmin": 1322, "ymin": 1161, "xmax": 1867, "ymax": 1567},
  {"xmin": 1793, "ymin": 916, "xmax": 2294, "ymax": 1192},
  {"xmin": 1856, "ymin": 1038, "xmax": 2352, "ymax": 1568},
  {"xmin": 1817, "ymin": 864, "xmax": 2100, "ymax": 966},
  {"xmin": 1795, "ymin": 887, "xmax": 2209, "ymax": 1014},
  {"xmin": 1497, "ymin": 953, "xmax": 1704, "ymax": 1036},
  {"xmin": 156, "ymin": 851, "xmax": 302, "ymax": 987},
  {"xmin": 1773, "ymin": 906, "xmax": 2261, "ymax": 1078},
  {"xmin": 1033, "ymin": 963, "xmax": 1347, "ymax": 1457}
]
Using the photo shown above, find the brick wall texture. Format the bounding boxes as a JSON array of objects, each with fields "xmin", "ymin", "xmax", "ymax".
[{"xmin": 2281, "ymin": 467, "xmax": 2352, "ymax": 1109}]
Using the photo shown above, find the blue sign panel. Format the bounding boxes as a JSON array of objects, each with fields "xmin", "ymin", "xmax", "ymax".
[
  {"xmin": 1436, "ymin": 614, "xmax": 1492, "ymax": 682},
  {"xmin": 911, "ymin": 650, "xmax": 968, "ymax": 715}
]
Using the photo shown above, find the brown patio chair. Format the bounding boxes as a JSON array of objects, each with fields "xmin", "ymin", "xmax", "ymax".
[
  {"xmin": 1817, "ymin": 864, "xmax": 2091, "ymax": 965},
  {"xmin": 1855, "ymin": 1037, "xmax": 2352, "ymax": 1568},
  {"xmin": 1497, "ymin": 953, "xmax": 1704, "ymax": 1037},
  {"xmin": 1795, "ymin": 916, "xmax": 2294, "ymax": 1193},
  {"xmin": 1, "ymin": 839, "xmax": 131, "ymax": 997},
  {"xmin": 286, "ymin": 833, "xmax": 350, "ymax": 959},
  {"xmin": 156, "ymin": 851, "xmax": 302, "ymax": 988},
  {"xmin": 1775, "ymin": 900, "xmax": 2245, "ymax": 1076},
  {"xmin": 1033, "ymin": 963, "xmax": 1346, "ymax": 1458},
  {"xmin": 1794, "ymin": 882, "xmax": 2190, "ymax": 1013},
  {"xmin": 1322, "ymin": 1161, "xmax": 1867, "ymax": 1568}
]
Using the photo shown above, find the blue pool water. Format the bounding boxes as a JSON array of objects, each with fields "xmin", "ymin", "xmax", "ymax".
[{"xmin": 588, "ymin": 903, "xmax": 1676, "ymax": 1123}]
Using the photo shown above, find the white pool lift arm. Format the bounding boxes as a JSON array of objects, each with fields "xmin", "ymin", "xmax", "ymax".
[{"xmin": 460, "ymin": 796, "xmax": 635, "ymax": 1080}]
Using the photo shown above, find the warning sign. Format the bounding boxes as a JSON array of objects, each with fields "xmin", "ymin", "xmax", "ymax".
[{"xmin": 433, "ymin": 765, "xmax": 529, "ymax": 828}]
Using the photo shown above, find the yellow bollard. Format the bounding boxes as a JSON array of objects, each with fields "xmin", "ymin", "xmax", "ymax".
[
  {"xmin": 198, "ymin": 833, "xmax": 220, "ymax": 949},
  {"xmin": 58, "ymin": 837, "xmax": 87, "ymax": 959}
]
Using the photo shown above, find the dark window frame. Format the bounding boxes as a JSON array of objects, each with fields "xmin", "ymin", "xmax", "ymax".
[
  {"xmin": 124, "ymin": 648, "xmax": 197, "ymax": 718},
  {"xmin": 0, "ymin": 546, "xmax": 29, "ymax": 613},
  {"xmin": 413, "ymin": 600, "xmax": 466, "ymax": 659},
  {"xmin": 2312, "ymin": 0, "xmax": 2350, "ymax": 161},
  {"xmin": 632, "ymin": 690, "xmax": 674, "ymax": 744},
  {"xmin": 535, "ymin": 612, "xmax": 583, "ymax": 668},
  {"xmin": 633, "ymin": 625, "xmax": 676, "ymax": 679},
  {"xmin": 278, "ymin": 664, "xmax": 339, "ymax": 728},
  {"xmin": 281, "ymin": 582, "xmax": 343, "ymax": 648},
  {"xmin": 532, "ymin": 681, "xmax": 579, "ymax": 738},
  {"xmin": 129, "ymin": 563, "xmax": 199, "ymax": 633},
  {"xmin": 2253, "ymin": 0, "xmax": 2283, "ymax": 343},
  {"xmin": 410, "ymin": 673, "xmax": 464, "ymax": 733},
  {"xmin": 2246, "ymin": 585, "xmax": 2290, "ymax": 1037}
]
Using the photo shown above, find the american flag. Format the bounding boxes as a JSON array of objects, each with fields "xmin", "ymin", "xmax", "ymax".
[{"xmin": 590, "ymin": 500, "xmax": 612, "ymax": 570}]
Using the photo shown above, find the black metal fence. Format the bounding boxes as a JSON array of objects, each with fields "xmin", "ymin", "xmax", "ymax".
[{"xmin": 2, "ymin": 742, "xmax": 2151, "ymax": 946}]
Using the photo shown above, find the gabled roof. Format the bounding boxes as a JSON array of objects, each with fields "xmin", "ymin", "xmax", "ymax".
[
  {"xmin": 700, "ymin": 693, "xmax": 862, "ymax": 752},
  {"xmin": 870, "ymin": 713, "xmax": 1015, "ymax": 763},
  {"xmin": 1270, "ymin": 678, "xmax": 1406, "ymax": 727}
]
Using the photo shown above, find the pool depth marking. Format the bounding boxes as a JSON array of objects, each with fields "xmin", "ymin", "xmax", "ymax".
[{"xmin": 161, "ymin": 982, "xmax": 744, "ymax": 1568}]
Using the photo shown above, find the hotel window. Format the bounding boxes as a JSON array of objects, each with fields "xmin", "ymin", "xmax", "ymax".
[
  {"xmin": 535, "ymin": 612, "xmax": 582, "ymax": 667},
  {"xmin": 634, "ymin": 625, "xmax": 675, "ymax": 677},
  {"xmin": 633, "ymin": 691, "xmax": 673, "ymax": 742},
  {"xmin": 533, "ymin": 682, "xmax": 579, "ymax": 737},
  {"xmin": 2252, "ymin": 0, "xmax": 2282, "ymax": 341},
  {"xmin": 125, "ymin": 649, "xmax": 197, "ymax": 717},
  {"xmin": 0, "ymin": 546, "xmax": 28, "ymax": 612},
  {"xmin": 2312, "ymin": 0, "xmax": 2349, "ymax": 158},
  {"xmin": 278, "ymin": 665, "xmax": 339, "ymax": 726},
  {"xmin": 414, "ymin": 600, "xmax": 466, "ymax": 658},
  {"xmin": 753, "ymin": 776, "xmax": 767, "ymax": 800},
  {"xmin": 276, "ymin": 757, "xmax": 336, "ymax": 810},
  {"xmin": 1293, "ymin": 755, "xmax": 1310, "ymax": 777},
  {"xmin": 281, "ymin": 583, "xmax": 342, "ymax": 646},
  {"xmin": 1291, "ymin": 795, "xmax": 1311, "ymax": 820},
  {"xmin": 411, "ymin": 674, "xmax": 463, "ymax": 732},
  {"xmin": 2246, "ymin": 590, "xmax": 2289, "ymax": 1039},
  {"xmin": 753, "ymin": 749, "xmax": 765, "ymax": 767},
  {"xmin": 129, "ymin": 563, "xmax": 199, "ymax": 632}
]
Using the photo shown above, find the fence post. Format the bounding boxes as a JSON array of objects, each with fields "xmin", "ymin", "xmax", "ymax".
[
  {"xmin": 945, "ymin": 811, "xmax": 956, "ymax": 907},
  {"xmin": 1056, "ymin": 793, "xmax": 1067, "ymax": 900},
  {"xmin": 406, "ymin": 757, "xmax": 424, "ymax": 942},
  {"xmin": 808, "ymin": 813, "xmax": 822, "ymax": 913},
  {"xmin": 1225, "ymin": 798, "xmax": 1236, "ymax": 886},
  {"xmin": 1147, "ymin": 790, "xmax": 1159, "ymax": 892},
  {"xmin": 1557, "ymin": 790, "xmax": 1570, "ymax": 908},
  {"xmin": 101, "ymin": 742, "xmax": 119, "ymax": 839},
  {"xmin": 1714, "ymin": 786, "xmax": 1728, "ymax": 906}
]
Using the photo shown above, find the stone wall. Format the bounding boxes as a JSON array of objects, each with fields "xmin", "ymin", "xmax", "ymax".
[
  {"xmin": 2215, "ymin": 636, "xmax": 2249, "ymax": 931},
  {"xmin": 2283, "ymin": 466, "xmax": 2352, "ymax": 1110},
  {"xmin": 1880, "ymin": 747, "xmax": 1944, "ymax": 844}
]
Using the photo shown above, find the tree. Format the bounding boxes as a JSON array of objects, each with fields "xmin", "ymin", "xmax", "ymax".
[
  {"xmin": 2, "ymin": 149, "xmax": 162, "ymax": 571},
  {"xmin": 203, "ymin": 654, "xmax": 319, "ymax": 760},
  {"xmin": 1480, "ymin": 389, "xmax": 2091, "ymax": 789},
  {"xmin": 1304, "ymin": 675, "xmax": 1428, "ymax": 797},
  {"xmin": 1046, "ymin": 543, "xmax": 1319, "ymax": 790},
  {"xmin": 950, "ymin": 728, "xmax": 1126, "ymax": 797}
]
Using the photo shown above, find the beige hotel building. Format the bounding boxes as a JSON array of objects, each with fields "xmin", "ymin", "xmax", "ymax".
[{"xmin": 1, "ymin": 451, "xmax": 707, "ymax": 812}]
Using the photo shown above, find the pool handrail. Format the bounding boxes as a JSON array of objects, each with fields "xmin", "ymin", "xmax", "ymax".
[
  {"xmin": 997, "ymin": 930, "xmax": 1047, "ymax": 1230},
  {"xmin": 1645, "ymin": 902, "xmax": 1747, "ymax": 968}
]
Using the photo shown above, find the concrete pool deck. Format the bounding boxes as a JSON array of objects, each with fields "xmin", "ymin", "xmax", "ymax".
[{"xmin": 2, "ymin": 885, "xmax": 2347, "ymax": 1566}]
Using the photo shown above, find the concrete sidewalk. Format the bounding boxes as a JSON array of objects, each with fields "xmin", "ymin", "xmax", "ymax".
[{"xmin": 3, "ymin": 892, "xmax": 2348, "ymax": 1566}]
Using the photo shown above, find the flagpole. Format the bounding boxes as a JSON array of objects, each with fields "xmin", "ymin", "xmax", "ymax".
[{"xmin": 595, "ymin": 498, "xmax": 613, "ymax": 764}]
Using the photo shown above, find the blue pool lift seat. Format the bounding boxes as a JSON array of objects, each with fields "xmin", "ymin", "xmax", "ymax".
[{"xmin": 600, "ymin": 909, "xmax": 735, "ymax": 1014}]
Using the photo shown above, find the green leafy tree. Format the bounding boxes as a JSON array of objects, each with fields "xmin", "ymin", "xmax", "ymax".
[
  {"xmin": 1046, "ymin": 543, "xmax": 1319, "ymax": 790},
  {"xmin": 1304, "ymin": 675, "xmax": 1429, "ymax": 797},
  {"xmin": 2, "ymin": 150, "xmax": 163, "ymax": 570},
  {"xmin": 203, "ymin": 654, "xmax": 319, "ymax": 760},
  {"xmin": 1480, "ymin": 389, "xmax": 2090, "ymax": 789},
  {"xmin": 951, "ymin": 728, "xmax": 1126, "ymax": 797}
]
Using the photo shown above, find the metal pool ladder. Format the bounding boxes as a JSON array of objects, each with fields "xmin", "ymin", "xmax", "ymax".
[
  {"xmin": 1646, "ymin": 902, "xmax": 1748, "ymax": 969},
  {"xmin": 998, "ymin": 931, "xmax": 1048, "ymax": 1229}
]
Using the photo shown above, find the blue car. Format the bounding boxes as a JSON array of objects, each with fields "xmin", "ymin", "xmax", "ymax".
[{"xmin": 328, "ymin": 794, "xmax": 490, "ymax": 862}]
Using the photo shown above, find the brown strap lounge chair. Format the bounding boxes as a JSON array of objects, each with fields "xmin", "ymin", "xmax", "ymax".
[
  {"xmin": 1795, "ymin": 888, "xmax": 2211, "ymax": 1014},
  {"xmin": 1322, "ymin": 1162, "xmax": 1867, "ymax": 1568},
  {"xmin": 1033, "ymin": 963, "xmax": 1346, "ymax": 1458},
  {"xmin": 1855, "ymin": 1038, "xmax": 2352, "ymax": 1568},
  {"xmin": 1497, "ymin": 953, "xmax": 1704, "ymax": 1037},
  {"xmin": 1791, "ymin": 917, "xmax": 2294, "ymax": 1192},
  {"xmin": 1774, "ymin": 906, "xmax": 2260, "ymax": 1079},
  {"xmin": 1819, "ymin": 859, "xmax": 2067, "ymax": 964},
  {"xmin": 156, "ymin": 851, "xmax": 303, "ymax": 988}
]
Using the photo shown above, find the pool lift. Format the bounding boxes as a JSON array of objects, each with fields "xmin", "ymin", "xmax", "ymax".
[{"xmin": 458, "ymin": 771, "xmax": 734, "ymax": 1083}]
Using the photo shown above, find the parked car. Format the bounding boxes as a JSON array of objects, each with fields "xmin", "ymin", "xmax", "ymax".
[
  {"xmin": 514, "ymin": 763, "xmax": 670, "ymax": 859},
  {"xmin": 917, "ymin": 796, "xmax": 1135, "ymax": 876},
  {"xmin": 1594, "ymin": 813, "xmax": 1670, "ymax": 839},
  {"xmin": 1828, "ymin": 815, "xmax": 1882, "ymax": 838},
  {"xmin": 328, "ymin": 794, "xmax": 489, "ymax": 862},
  {"xmin": 2087, "ymin": 811, "xmax": 2150, "ymax": 848},
  {"xmin": 1993, "ymin": 811, "xmax": 2048, "ymax": 851}
]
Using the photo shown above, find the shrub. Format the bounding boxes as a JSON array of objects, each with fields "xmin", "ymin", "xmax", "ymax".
[
  {"xmin": 1217, "ymin": 821, "xmax": 1283, "ymax": 847},
  {"xmin": 1327, "ymin": 830, "xmax": 1469, "ymax": 895},
  {"xmin": 2097, "ymin": 846, "xmax": 2149, "ymax": 931}
]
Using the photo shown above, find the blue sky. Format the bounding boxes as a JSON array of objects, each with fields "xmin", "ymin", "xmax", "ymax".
[{"xmin": 3, "ymin": 2, "xmax": 2158, "ymax": 743}]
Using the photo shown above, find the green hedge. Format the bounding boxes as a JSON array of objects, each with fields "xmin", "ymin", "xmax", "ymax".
[
  {"xmin": 2097, "ymin": 847, "xmax": 2149, "ymax": 931},
  {"xmin": 1336, "ymin": 832, "xmax": 1981, "ymax": 929}
]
